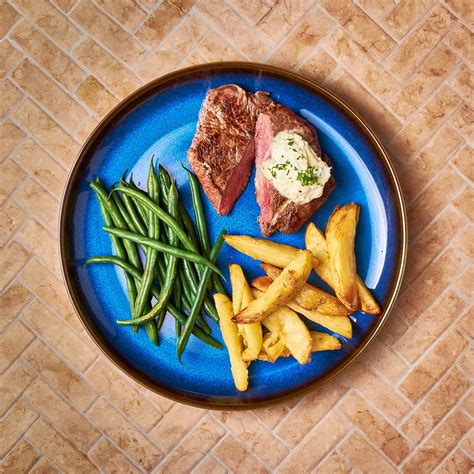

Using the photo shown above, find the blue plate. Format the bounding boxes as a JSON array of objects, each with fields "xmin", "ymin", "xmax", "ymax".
[{"xmin": 60, "ymin": 63, "xmax": 407, "ymax": 409}]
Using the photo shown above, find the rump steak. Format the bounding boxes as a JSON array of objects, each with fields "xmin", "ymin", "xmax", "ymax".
[
  {"xmin": 188, "ymin": 84, "xmax": 273, "ymax": 215},
  {"xmin": 255, "ymin": 103, "xmax": 336, "ymax": 236}
]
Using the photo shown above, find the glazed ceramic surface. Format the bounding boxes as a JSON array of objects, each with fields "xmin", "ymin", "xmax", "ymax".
[{"xmin": 60, "ymin": 63, "xmax": 406, "ymax": 409}]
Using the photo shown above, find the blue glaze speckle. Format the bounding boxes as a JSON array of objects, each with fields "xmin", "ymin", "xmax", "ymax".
[{"xmin": 65, "ymin": 67, "xmax": 403, "ymax": 407}]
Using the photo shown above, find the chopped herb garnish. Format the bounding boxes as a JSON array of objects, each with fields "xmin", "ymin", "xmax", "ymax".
[{"xmin": 297, "ymin": 166, "xmax": 319, "ymax": 186}]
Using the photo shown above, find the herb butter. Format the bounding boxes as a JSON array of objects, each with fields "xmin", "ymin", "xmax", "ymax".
[{"xmin": 262, "ymin": 131, "xmax": 331, "ymax": 204}]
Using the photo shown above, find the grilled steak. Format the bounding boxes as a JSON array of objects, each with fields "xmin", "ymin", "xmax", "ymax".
[
  {"xmin": 255, "ymin": 103, "xmax": 336, "ymax": 236},
  {"xmin": 188, "ymin": 84, "xmax": 274, "ymax": 215}
]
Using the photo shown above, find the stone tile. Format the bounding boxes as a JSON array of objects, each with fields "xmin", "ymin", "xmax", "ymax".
[
  {"xmin": 197, "ymin": 32, "xmax": 246, "ymax": 62},
  {"xmin": 0, "ymin": 281, "xmax": 31, "ymax": 332},
  {"xmin": 0, "ymin": 241, "xmax": 30, "ymax": 291},
  {"xmin": 17, "ymin": 219, "xmax": 61, "ymax": 276},
  {"xmin": 226, "ymin": 0, "xmax": 277, "ymax": 25},
  {"xmin": 0, "ymin": 0, "xmax": 21, "ymax": 38},
  {"xmin": 14, "ymin": 139, "xmax": 67, "ymax": 199},
  {"xmin": 437, "ymin": 448, "xmax": 472, "ymax": 474},
  {"xmin": 457, "ymin": 306, "xmax": 474, "ymax": 339},
  {"xmin": 0, "ymin": 40, "xmax": 22, "ymax": 77},
  {"xmin": 23, "ymin": 339, "xmax": 98, "ymax": 412},
  {"xmin": 73, "ymin": 115, "xmax": 99, "ymax": 143},
  {"xmin": 276, "ymin": 379, "xmax": 347, "ymax": 447},
  {"xmin": 386, "ymin": 5, "xmax": 455, "ymax": 80},
  {"xmin": 459, "ymin": 347, "xmax": 474, "ymax": 377},
  {"xmin": 444, "ymin": 24, "xmax": 473, "ymax": 66},
  {"xmin": 146, "ymin": 391, "xmax": 175, "ymax": 413},
  {"xmin": 339, "ymin": 432, "xmax": 397, "ymax": 473},
  {"xmin": 0, "ymin": 200, "xmax": 27, "ymax": 249},
  {"xmin": 215, "ymin": 410, "xmax": 288, "ymax": 469},
  {"xmin": 88, "ymin": 438, "xmax": 140, "ymax": 473},
  {"xmin": 24, "ymin": 379, "xmax": 100, "ymax": 451},
  {"xmin": 160, "ymin": 416, "xmax": 226, "ymax": 473},
  {"xmin": 26, "ymin": 419, "xmax": 98, "ymax": 472},
  {"xmin": 449, "ymin": 63, "xmax": 474, "ymax": 103},
  {"xmin": 193, "ymin": 455, "xmax": 227, "ymax": 474},
  {"xmin": 278, "ymin": 414, "xmax": 347, "ymax": 473},
  {"xmin": 452, "ymin": 223, "xmax": 474, "ymax": 262},
  {"xmin": 400, "ymin": 328, "xmax": 468, "ymax": 403},
  {"xmin": 405, "ymin": 207, "xmax": 464, "ymax": 285},
  {"xmin": 21, "ymin": 299, "xmax": 97, "ymax": 372},
  {"xmin": 0, "ymin": 439, "xmax": 40, "ymax": 473},
  {"xmin": 389, "ymin": 46, "xmax": 459, "ymax": 120},
  {"xmin": 379, "ymin": 308, "xmax": 409, "ymax": 347},
  {"xmin": 446, "ymin": 0, "xmax": 473, "ymax": 26},
  {"xmin": 401, "ymin": 367, "xmax": 470, "ymax": 444},
  {"xmin": 0, "ymin": 361, "xmax": 35, "ymax": 416},
  {"xmin": 12, "ymin": 60, "xmax": 87, "ymax": 133},
  {"xmin": 214, "ymin": 435, "xmax": 268, "ymax": 473},
  {"xmin": 344, "ymin": 361, "xmax": 411, "ymax": 423},
  {"xmin": 29, "ymin": 458, "xmax": 59, "ymax": 473},
  {"xmin": 452, "ymin": 105, "xmax": 473, "ymax": 143},
  {"xmin": 338, "ymin": 391, "xmax": 410, "ymax": 464},
  {"xmin": 75, "ymin": 76, "xmax": 118, "ymax": 118},
  {"xmin": 455, "ymin": 264, "xmax": 474, "ymax": 300},
  {"xmin": 313, "ymin": 452, "xmax": 350, "ymax": 473},
  {"xmin": 0, "ymin": 79, "xmax": 22, "ymax": 118},
  {"xmin": 253, "ymin": 403, "xmax": 289, "ymax": 430},
  {"xmin": 0, "ymin": 321, "xmax": 35, "ymax": 373},
  {"xmin": 197, "ymin": 0, "xmax": 268, "ymax": 60},
  {"xmin": 10, "ymin": 21, "xmax": 84, "ymax": 90},
  {"xmin": 257, "ymin": 0, "xmax": 315, "ymax": 43},
  {"xmin": 298, "ymin": 48, "xmax": 337, "ymax": 83},
  {"xmin": 0, "ymin": 121, "xmax": 25, "ymax": 163},
  {"xmin": 73, "ymin": 38, "xmax": 141, "ymax": 99},
  {"xmin": 19, "ymin": 258, "xmax": 81, "ymax": 331},
  {"xmin": 11, "ymin": 0, "xmax": 81, "ymax": 50},
  {"xmin": 361, "ymin": 338, "xmax": 407, "ymax": 383},
  {"xmin": 461, "ymin": 390, "xmax": 474, "ymax": 416},
  {"xmin": 149, "ymin": 403, "xmax": 204, "ymax": 451},
  {"xmin": 453, "ymin": 146, "xmax": 474, "ymax": 182},
  {"xmin": 400, "ymin": 127, "xmax": 463, "ymax": 203},
  {"xmin": 88, "ymin": 398, "xmax": 163, "ymax": 471},
  {"xmin": 410, "ymin": 165, "xmax": 464, "ymax": 234},
  {"xmin": 324, "ymin": 28, "xmax": 400, "ymax": 101},
  {"xmin": 268, "ymin": 9, "xmax": 334, "ymax": 69},
  {"xmin": 0, "ymin": 399, "xmax": 38, "ymax": 457},
  {"xmin": 382, "ymin": 0, "xmax": 436, "ymax": 40},
  {"xmin": 323, "ymin": 67, "xmax": 401, "ymax": 144},
  {"xmin": 51, "ymin": 0, "xmax": 76, "ymax": 12},
  {"xmin": 0, "ymin": 159, "xmax": 27, "ymax": 205},
  {"xmin": 138, "ymin": 15, "xmax": 207, "ymax": 81},
  {"xmin": 395, "ymin": 290, "xmax": 466, "ymax": 363},
  {"xmin": 14, "ymin": 179, "xmax": 59, "ymax": 233},
  {"xmin": 14, "ymin": 100, "xmax": 80, "ymax": 167},
  {"xmin": 71, "ymin": 0, "xmax": 145, "ymax": 66},
  {"xmin": 135, "ymin": 0, "xmax": 195, "ymax": 47},
  {"xmin": 403, "ymin": 410, "xmax": 471, "ymax": 474},
  {"xmin": 321, "ymin": 0, "xmax": 395, "ymax": 59},
  {"xmin": 86, "ymin": 359, "xmax": 162, "ymax": 432},
  {"xmin": 390, "ymin": 86, "xmax": 461, "ymax": 163},
  {"xmin": 96, "ymin": 0, "xmax": 147, "ymax": 31},
  {"xmin": 460, "ymin": 428, "xmax": 473, "ymax": 456}
]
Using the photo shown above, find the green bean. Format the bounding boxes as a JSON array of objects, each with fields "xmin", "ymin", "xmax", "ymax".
[
  {"xmin": 85, "ymin": 256, "xmax": 221, "ymax": 349},
  {"xmin": 120, "ymin": 179, "xmax": 148, "ymax": 236},
  {"xmin": 178, "ymin": 284, "xmax": 212, "ymax": 335},
  {"xmin": 122, "ymin": 184, "xmax": 181, "ymax": 326},
  {"xmin": 112, "ymin": 193, "xmax": 139, "ymax": 234},
  {"xmin": 111, "ymin": 186, "xmax": 196, "ymax": 252},
  {"xmin": 133, "ymin": 162, "xmax": 160, "ymax": 344},
  {"xmin": 127, "ymin": 178, "xmax": 149, "ymax": 224},
  {"xmin": 177, "ymin": 230, "xmax": 226, "ymax": 360},
  {"xmin": 91, "ymin": 179, "xmax": 137, "ymax": 322},
  {"xmin": 102, "ymin": 227, "xmax": 223, "ymax": 276}
]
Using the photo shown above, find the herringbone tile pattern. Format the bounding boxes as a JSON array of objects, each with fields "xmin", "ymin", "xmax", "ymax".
[{"xmin": 0, "ymin": 0, "xmax": 472, "ymax": 472}]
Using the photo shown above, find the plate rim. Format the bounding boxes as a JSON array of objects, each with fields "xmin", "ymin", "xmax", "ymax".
[{"xmin": 59, "ymin": 61, "xmax": 408, "ymax": 410}]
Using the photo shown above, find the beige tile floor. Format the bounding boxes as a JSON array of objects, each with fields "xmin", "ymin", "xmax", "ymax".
[{"xmin": 0, "ymin": 0, "xmax": 473, "ymax": 472}]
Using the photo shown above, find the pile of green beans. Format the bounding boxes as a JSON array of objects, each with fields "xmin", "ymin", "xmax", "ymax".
[{"xmin": 86, "ymin": 161, "xmax": 226, "ymax": 357}]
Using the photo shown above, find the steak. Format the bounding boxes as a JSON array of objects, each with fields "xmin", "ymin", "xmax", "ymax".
[
  {"xmin": 188, "ymin": 84, "xmax": 274, "ymax": 215},
  {"xmin": 255, "ymin": 103, "xmax": 336, "ymax": 236}
]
